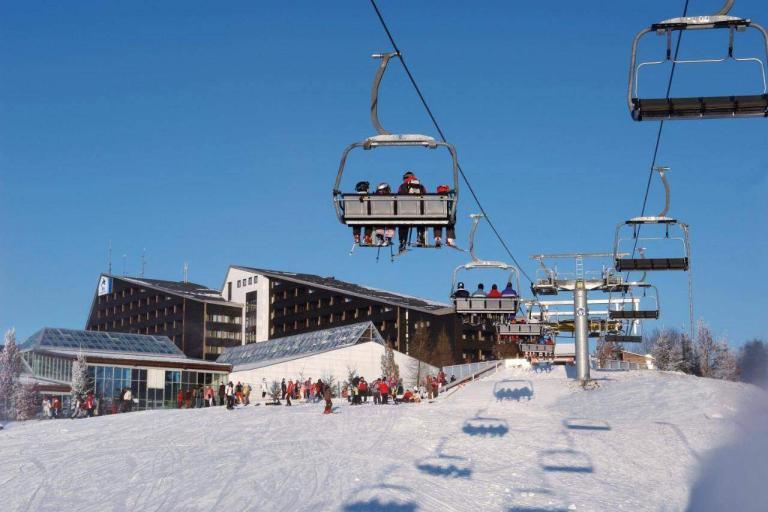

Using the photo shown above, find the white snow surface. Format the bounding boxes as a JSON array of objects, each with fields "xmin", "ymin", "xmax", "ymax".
[{"xmin": 2, "ymin": 366, "xmax": 768, "ymax": 512}]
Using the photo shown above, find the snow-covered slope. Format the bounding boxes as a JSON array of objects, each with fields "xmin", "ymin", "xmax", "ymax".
[{"xmin": 1, "ymin": 367, "xmax": 767, "ymax": 512}]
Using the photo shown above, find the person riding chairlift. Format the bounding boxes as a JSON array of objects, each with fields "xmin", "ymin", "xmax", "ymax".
[
  {"xmin": 374, "ymin": 182, "xmax": 394, "ymax": 246},
  {"xmin": 453, "ymin": 282, "xmax": 470, "ymax": 298},
  {"xmin": 397, "ymin": 171, "xmax": 427, "ymax": 252},
  {"xmin": 487, "ymin": 284, "xmax": 502, "ymax": 298},
  {"xmin": 433, "ymin": 184, "xmax": 456, "ymax": 248},
  {"xmin": 353, "ymin": 181, "xmax": 373, "ymax": 245},
  {"xmin": 472, "ymin": 283, "xmax": 487, "ymax": 297}
]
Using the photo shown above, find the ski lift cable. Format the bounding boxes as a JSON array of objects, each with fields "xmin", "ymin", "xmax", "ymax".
[
  {"xmin": 368, "ymin": 0, "xmax": 538, "ymax": 293},
  {"xmin": 628, "ymin": 0, "xmax": 695, "ymax": 341}
]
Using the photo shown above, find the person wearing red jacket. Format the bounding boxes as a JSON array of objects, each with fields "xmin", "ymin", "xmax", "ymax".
[
  {"xmin": 177, "ymin": 389, "xmax": 184, "ymax": 409},
  {"xmin": 85, "ymin": 392, "xmax": 95, "ymax": 418},
  {"xmin": 487, "ymin": 284, "xmax": 502, "ymax": 298},
  {"xmin": 358, "ymin": 378, "xmax": 368, "ymax": 403},
  {"xmin": 397, "ymin": 171, "xmax": 427, "ymax": 251},
  {"xmin": 378, "ymin": 380, "xmax": 390, "ymax": 405}
]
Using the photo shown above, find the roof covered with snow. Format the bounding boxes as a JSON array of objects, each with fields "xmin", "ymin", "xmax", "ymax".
[
  {"xmin": 104, "ymin": 274, "xmax": 238, "ymax": 306},
  {"xmin": 217, "ymin": 321, "xmax": 386, "ymax": 371},
  {"xmin": 230, "ymin": 266, "xmax": 452, "ymax": 314},
  {"xmin": 20, "ymin": 328, "xmax": 187, "ymax": 358}
]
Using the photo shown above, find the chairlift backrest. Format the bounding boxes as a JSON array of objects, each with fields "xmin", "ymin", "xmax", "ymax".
[{"xmin": 628, "ymin": 3, "xmax": 768, "ymax": 120}]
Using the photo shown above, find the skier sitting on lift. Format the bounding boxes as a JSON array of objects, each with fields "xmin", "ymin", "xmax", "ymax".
[
  {"xmin": 374, "ymin": 182, "xmax": 394, "ymax": 246},
  {"xmin": 453, "ymin": 282, "xmax": 470, "ymax": 298},
  {"xmin": 501, "ymin": 282, "xmax": 518, "ymax": 297},
  {"xmin": 397, "ymin": 171, "xmax": 427, "ymax": 251},
  {"xmin": 472, "ymin": 283, "xmax": 487, "ymax": 297},
  {"xmin": 433, "ymin": 184, "xmax": 456, "ymax": 248},
  {"xmin": 352, "ymin": 181, "xmax": 372, "ymax": 245},
  {"xmin": 487, "ymin": 284, "xmax": 502, "ymax": 298}
]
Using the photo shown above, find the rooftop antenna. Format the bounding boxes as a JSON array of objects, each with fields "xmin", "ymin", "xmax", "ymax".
[
  {"xmin": 140, "ymin": 248, "xmax": 146, "ymax": 278},
  {"xmin": 108, "ymin": 240, "xmax": 112, "ymax": 275},
  {"xmin": 183, "ymin": 262, "xmax": 189, "ymax": 283},
  {"xmin": 122, "ymin": 254, "xmax": 127, "ymax": 276}
]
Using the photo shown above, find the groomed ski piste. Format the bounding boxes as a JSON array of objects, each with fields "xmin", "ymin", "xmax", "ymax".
[{"xmin": 2, "ymin": 366, "xmax": 767, "ymax": 512}]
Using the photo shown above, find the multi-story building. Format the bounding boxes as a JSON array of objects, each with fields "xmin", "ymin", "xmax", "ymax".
[
  {"xmin": 220, "ymin": 266, "xmax": 497, "ymax": 364},
  {"xmin": 85, "ymin": 275, "xmax": 243, "ymax": 360}
]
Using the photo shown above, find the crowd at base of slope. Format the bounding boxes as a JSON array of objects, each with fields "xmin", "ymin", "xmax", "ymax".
[{"xmin": 18, "ymin": 371, "xmax": 460, "ymax": 422}]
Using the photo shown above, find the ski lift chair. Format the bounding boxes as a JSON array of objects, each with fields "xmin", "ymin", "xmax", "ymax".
[
  {"xmin": 629, "ymin": 1, "xmax": 768, "ymax": 120},
  {"xmin": 333, "ymin": 53, "xmax": 459, "ymax": 253},
  {"xmin": 604, "ymin": 318, "xmax": 643, "ymax": 343},
  {"xmin": 613, "ymin": 167, "xmax": 690, "ymax": 272},
  {"xmin": 451, "ymin": 214, "xmax": 521, "ymax": 323},
  {"xmin": 608, "ymin": 283, "xmax": 660, "ymax": 320}
]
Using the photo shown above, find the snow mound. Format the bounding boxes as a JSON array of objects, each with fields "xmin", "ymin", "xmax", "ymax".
[{"xmin": 1, "ymin": 367, "xmax": 767, "ymax": 511}]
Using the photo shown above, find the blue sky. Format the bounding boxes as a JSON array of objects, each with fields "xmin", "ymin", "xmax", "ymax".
[{"xmin": 1, "ymin": 0, "xmax": 766, "ymax": 345}]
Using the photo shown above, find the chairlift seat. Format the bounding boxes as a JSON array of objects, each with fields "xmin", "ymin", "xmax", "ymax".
[
  {"xmin": 632, "ymin": 95, "xmax": 768, "ymax": 121},
  {"xmin": 520, "ymin": 343, "xmax": 555, "ymax": 354},
  {"xmin": 604, "ymin": 335, "xmax": 643, "ymax": 343},
  {"xmin": 616, "ymin": 257, "xmax": 689, "ymax": 272},
  {"xmin": 531, "ymin": 282, "xmax": 558, "ymax": 296},
  {"xmin": 341, "ymin": 193, "xmax": 455, "ymax": 226},
  {"xmin": 454, "ymin": 297, "xmax": 519, "ymax": 315},
  {"xmin": 609, "ymin": 310, "xmax": 659, "ymax": 320},
  {"xmin": 497, "ymin": 323, "xmax": 543, "ymax": 336}
]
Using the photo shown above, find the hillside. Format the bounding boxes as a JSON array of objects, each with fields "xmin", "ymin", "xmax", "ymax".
[{"xmin": 1, "ymin": 366, "xmax": 766, "ymax": 512}]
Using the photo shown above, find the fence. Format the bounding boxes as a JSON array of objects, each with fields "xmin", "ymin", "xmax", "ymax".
[{"xmin": 442, "ymin": 361, "xmax": 499, "ymax": 382}]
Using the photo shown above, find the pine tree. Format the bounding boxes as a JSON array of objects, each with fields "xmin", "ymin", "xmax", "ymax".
[
  {"xmin": 652, "ymin": 330, "xmax": 673, "ymax": 370},
  {"xmin": 14, "ymin": 383, "xmax": 38, "ymax": 421},
  {"xmin": 0, "ymin": 329, "xmax": 23, "ymax": 420},
  {"xmin": 70, "ymin": 350, "xmax": 89, "ymax": 397},
  {"xmin": 269, "ymin": 380, "xmax": 281, "ymax": 403},
  {"xmin": 711, "ymin": 339, "xmax": 739, "ymax": 381},
  {"xmin": 738, "ymin": 339, "xmax": 768, "ymax": 388},
  {"xmin": 380, "ymin": 343, "xmax": 400, "ymax": 381}
]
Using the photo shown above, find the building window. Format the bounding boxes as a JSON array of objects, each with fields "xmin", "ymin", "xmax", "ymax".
[
  {"xmin": 248, "ymin": 277, "xmax": 253, "ymax": 285},
  {"xmin": 237, "ymin": 280, "xmax": 241, "ymax": 288}
]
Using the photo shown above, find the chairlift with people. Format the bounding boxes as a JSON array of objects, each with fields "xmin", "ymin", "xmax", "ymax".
[
  {"xmin": 629, "ymin": 0, "xmax": 768, "ymax": 120},
  {"xmin": 450, "ymin": 215, "xmax": 521, "ymax": 324},
  {"xmin": 333, "ymin": 52, "xmax": 460, "ymax": 259}
]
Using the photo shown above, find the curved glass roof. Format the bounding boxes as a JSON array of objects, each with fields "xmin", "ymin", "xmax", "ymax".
[
  {"xmin": 20, "ymin": 328, "xmax": 185, "ymax": 357},
  {"xmin": 217, "ymin": 321, "xmax": 384, "ymax": 370}
]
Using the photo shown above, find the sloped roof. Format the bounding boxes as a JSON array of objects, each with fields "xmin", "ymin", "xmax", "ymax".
[
  {"xmin": 230, "ymin": 266, "xmax": 452, "ymax": 314},
  {"xmin": 20, "ymin": 328, "xmax": 187, "ymax": 358},
  {"xmin": 218, "ymin": 321, "xmax": 385, "ymax": 371},
  {"xmin": 104, "ymin": 275, "xmax": 237, "ymax": 306}
]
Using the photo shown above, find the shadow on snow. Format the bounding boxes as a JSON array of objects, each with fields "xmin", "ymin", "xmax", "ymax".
[
  {"xmin": 493, "ymin": 380, "xmax": 534, "ymax": 402},
  {"xmin": 462, "ymin": 416, "xmax": 510, "ymax": 437}
]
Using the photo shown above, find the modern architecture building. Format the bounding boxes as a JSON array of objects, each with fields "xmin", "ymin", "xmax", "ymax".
[
  {"xmin": 220, "ymin": 266, "xmax": 498, "ymax": 364},
  {"xmin": 19, "ymin": 328, "xmax": 231, "ymax": 412},
  {"xmin": 85, "ymin": 274, "xmax": 244, "ymax": 360}
]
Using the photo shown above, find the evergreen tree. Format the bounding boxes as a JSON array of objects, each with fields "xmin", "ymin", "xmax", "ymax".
[
  {"xmin": 738, "ymin": 339, "xmax": 768, "ymax": 388},
  {"xmin": 652, "ymin": 330, "xmax": 673, "ymax": 370},
  {"xmin": 70, "ymin": 350, "xmax": 89, "ymax": 397},
  {"xmin": 0, "ymin": 329, "xmax": 23, "ymax": 420},
  {"xmin": 14, "ymin": 383, "xmax": 38, "ymax": 421},
  {"xmin": 380, "ymin": 343, "xmax": 400, "ymax": 381},
  {"xmin": 268, "ymin": 380, "xmax": 281, "ymax": 404},
  {"xmin": 711, "ymin": 340, "xmax": 738, "ymax": 381}
]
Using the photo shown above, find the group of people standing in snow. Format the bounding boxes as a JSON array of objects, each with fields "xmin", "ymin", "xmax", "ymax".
[{"xmin": 39, "ymin": 387, "xmax": 135, "ymax": 420}]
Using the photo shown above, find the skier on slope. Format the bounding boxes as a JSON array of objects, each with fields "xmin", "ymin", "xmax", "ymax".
[{"xmin": 323, "ymin": 384, "xmax": 333, "ymax": 414}]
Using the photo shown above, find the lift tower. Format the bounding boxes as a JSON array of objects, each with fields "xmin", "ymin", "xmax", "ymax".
[{"xmin": 531, "ymin": 252, "xmax": 631, "ymax": 384}]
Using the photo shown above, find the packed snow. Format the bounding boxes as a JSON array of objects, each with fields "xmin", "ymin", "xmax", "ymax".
[{"xmin": 1, "ymin": 366, "xmax": 767, "ymax": 512}]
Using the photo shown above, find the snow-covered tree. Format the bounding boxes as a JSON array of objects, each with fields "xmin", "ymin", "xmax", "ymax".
[
  {"xmin": 70, "ymin": 350, "xmax": 89, "ymax": 397},
  {"xmin": 696, "ymin": 321, "xmax": 719, "ymax": 378},
  {"xmin": 14, "ymin": 383, "xmax": 38, "ymax": 420},
  {"xmin": 0, "ymin": 329, "xmax": 23, "ymax": 419},
  {"xmin": 738, "ymin": 339, "xmax": 768, "ymax": 388},
  {"xmin": 712, "ymin": 340, "xmax": 738, "ymax": 381},
  {"xmin": 380, "ymin": 342, "xmax": 400, "ymax": 382},
  {"xmin": 268, "ymin": 380, "xmax": 281, "ymax": 404}
]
